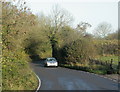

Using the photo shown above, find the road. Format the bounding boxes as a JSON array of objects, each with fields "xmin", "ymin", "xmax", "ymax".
[{"xmin": 30, "ymin": 61, "xmax": 119, "ymax": 91}]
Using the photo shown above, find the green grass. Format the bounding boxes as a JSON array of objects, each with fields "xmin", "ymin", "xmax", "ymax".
[
  {"xmin": 60, "ymin": 60, "xmax": 119, "ymax": 75},
  {"xmin": 98, "ymin": 55, "xmax": 118, "ymax": 65},
  {"xmin": 2, "ymin": 51, "xmax": 38, "ymax": 90},
  {"xmin": 2, "ymin": 60, "xmax": 38, "ymax": 90},
  {"xmin": 60, "ymin": 63, "xmax": 108, "ymax": 75}
]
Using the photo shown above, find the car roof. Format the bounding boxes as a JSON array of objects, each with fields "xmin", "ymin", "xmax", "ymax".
[{"xmin": 46, "ymin": 57, "xmax": 56, "ymax": 59}]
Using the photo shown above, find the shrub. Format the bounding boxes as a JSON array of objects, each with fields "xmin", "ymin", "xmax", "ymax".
[{"xmin": 59, "ymin": 38, "xmax": 96, "ymax": 64}]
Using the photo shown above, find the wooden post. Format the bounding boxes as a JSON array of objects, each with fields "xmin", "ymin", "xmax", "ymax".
[
  {"xmin": 118, "ymin": 61, "xmax": 120, "ymax": 74},
  {"xmin": 105, "ymin": 61, "xmax": 107, "ymax": 65},
  {"xmin": 110, "ymin": 59, "xmax": 113, "ymax": 68},
  {"xmin": 109, "ymin": 59, "xmax": 114, "ymax": 73}
]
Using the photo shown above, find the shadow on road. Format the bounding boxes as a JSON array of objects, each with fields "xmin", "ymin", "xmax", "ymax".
[
  {"xmin": 29, "ymin": 56, "xmax": 58, "ymax": 69},
  {"xmin": 31, "ymin": 61, "xmax": 58, "ymax": 69},
  {"xmin": 31, "ymin": 60, "xmax": 45, "ymax": 67},
  {"xmin": 29, "ymin": 55, "xmax": 46, "ymax": 67}
]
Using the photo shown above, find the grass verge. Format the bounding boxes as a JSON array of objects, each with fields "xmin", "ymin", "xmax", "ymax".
[
  {"xmin": 2, "ymin": 50, "xmax": 38, "ymax": 90},
  {"xmin": 59, "ymin": 62, "xmax": 118, "ymax": 75},
  {"xmin": 97, "ymin": 55, "xmax": 118, "ymax": 65}
]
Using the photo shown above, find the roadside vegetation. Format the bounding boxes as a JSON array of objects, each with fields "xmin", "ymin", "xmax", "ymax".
[
  {"xmin": 97, "ymin": 55, "xmax": 118, "ymax": 65},
  {"xmin": 2, "ymin": 0, "xmax": 38, "ymax": 90},
  {"xmin": 1, "ymin": 0, "xmax": 119, "ymax": 90}
]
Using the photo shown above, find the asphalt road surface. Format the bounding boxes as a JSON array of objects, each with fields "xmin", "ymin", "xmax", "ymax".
[{"xmin": 30, "ymin": 61, "xmax": 119, "ymax": 91}]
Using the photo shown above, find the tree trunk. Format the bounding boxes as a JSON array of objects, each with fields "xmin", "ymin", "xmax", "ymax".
[{"xmin": 52, "ymin": 44, "xmax": 55, "ymax": 57}]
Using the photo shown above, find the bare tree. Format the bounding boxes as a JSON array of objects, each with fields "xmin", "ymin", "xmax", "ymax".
[
  {"xmin": 93, "ymin": 22, "xmax": 112, "ymax": 38},
  {"xmin": 76, "ymin": 22, "xmax": 91, "ymax": 36},
  {"xmin": 49, "ymin": 5, "xmax": 73, "ymax": 57},
  {"xmin": 50, "ymin": 5, "xmax": 73, "ymax": 34}
]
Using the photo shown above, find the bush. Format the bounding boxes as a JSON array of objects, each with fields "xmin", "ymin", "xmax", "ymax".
[
  {"xmin": 94, "ymin": 40, "xmax": 118, "ymax": 56},
  {"xmin": 59, "ymin": 38, "xmax": 96, "ymax": 64},
  {"xmin": 2, "ymin": 50, "xmax": 38, "ymax": 90}
]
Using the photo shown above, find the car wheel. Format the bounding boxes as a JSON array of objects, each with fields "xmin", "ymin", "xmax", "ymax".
[
  {"xmin": 55, "ymin": 66, "xmax": 58, "ymax": 68},
  {"xmin": 44, "ymin": 63, "xmax": 47, "ymax": 67}
]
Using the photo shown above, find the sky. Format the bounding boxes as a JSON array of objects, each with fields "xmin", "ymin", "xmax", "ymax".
[{"xmin": 25, "ymin": 0, "xmax": 118, "ymax": 34}]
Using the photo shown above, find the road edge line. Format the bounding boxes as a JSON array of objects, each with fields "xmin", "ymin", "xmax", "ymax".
[
  {"xmin": 60, "ymin": 66, "xmax": 120, "ymax": 83},
  {"xmin": 81, "ymin": 70, "xmax": 120, "ymax": 83},
  {"xmin": 35, "ymin": 74, "xmax": 41, "ymax": 92}
]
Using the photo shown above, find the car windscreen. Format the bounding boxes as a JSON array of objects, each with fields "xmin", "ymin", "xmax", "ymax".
[{"xmin": 47, "ymin": 58, "xmax": 56, "ymax": 61}]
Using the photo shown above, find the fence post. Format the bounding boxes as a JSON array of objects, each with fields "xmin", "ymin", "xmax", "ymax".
[
  {"xmin": 105, "ymin": 61, "xmax": 107, "ymax": 65},
  {"xmin": 118, "ymin": 61, "xmax": 120, "ymax": 74},
  {"xmin": 109, "ymin": 59, "xmax": 114, "ymax": 74},
  {"xmin": 110, "ymin": 59, "xmax": 113, "ymax": 69}
]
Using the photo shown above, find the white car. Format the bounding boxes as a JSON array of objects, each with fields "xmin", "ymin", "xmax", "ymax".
[{"xmin": 44, "ymin": 57, "xmax": 58, "ymax": 67}]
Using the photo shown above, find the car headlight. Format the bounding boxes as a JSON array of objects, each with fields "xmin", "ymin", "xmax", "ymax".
[{"xmin": 47, "ymin": 62, "xmax": 50, "ymax": 64}]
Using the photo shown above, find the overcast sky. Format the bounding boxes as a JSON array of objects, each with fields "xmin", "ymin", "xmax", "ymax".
[{"xmin": 25, "ymin": 0, "xmax": 118, "ymax": 33}]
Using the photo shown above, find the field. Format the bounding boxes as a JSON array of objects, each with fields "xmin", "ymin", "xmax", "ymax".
[
  {"xmin": 97, "ymin": 55, "xmax": 118, "ymax": 65},
  {"xmin": 60, "ymin": 55, "xmax": 119, "ymax": 75}
]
